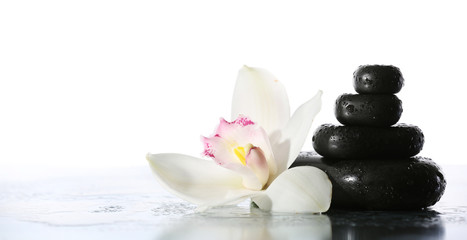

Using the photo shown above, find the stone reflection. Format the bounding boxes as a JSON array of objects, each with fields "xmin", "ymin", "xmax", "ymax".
[
  {"xmin": 157, "ymin": 205, "xmax": 332, "ymax": 240},
  {"xmin": 328, "ymin": 209, "xmax": 445, "ymax": 240}
]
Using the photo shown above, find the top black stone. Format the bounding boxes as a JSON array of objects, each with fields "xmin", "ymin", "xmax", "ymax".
[{"xmin": 353, "ymin": 65, "xmax": 404, "ymax": 94}]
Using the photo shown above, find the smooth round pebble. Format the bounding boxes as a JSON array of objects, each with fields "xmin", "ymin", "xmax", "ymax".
[
  {"xmin": 312, "ymin": 123, "xmax": 424, "ymax": 159},
  {"xmin": 291, "ymin": 152, "xmax": 446, "ymax": 210},
  {"xmin": 353, "ymin": 65, "xmax": 404, "ymax": 94},
  {"xmin": 335, "ymin": 93, "xmax": 403, "ymax": 127}
]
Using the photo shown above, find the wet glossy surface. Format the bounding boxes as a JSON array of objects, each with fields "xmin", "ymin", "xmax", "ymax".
[
  {"xmin": 292, "ymin": 152, "xmax": 446, "ymax": 210},
  {"xmin": 312, "ymin": 123, "xmax": 424, "ymax": 159},
  {"xmin": 1, "ymin": 165, "xmax": 467, "ymax": 240},
  {"xmin": 335, "ymin": 93, "xmax": 403, "ymax": 127},
  {"xmin": 353, "ymin": 65, "xmax": 404, "ymax": 94}
]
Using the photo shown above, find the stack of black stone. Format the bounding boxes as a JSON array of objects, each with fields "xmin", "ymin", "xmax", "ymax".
[{"xmin": 292, "ymin": 65, "xmax": 446, "ymax": 210}]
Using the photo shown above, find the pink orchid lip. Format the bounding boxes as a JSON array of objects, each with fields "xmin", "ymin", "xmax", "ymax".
[
  {"xmin": 201, "ymin": 115, "xmax": 257, "ymax": 160},
  {"xmin": 201, "ymin": 115, "xmax": 255, "ymax": 163},
  {"xmin": 202, "ymin": 137, "xmax": 215, "ymax": 158},
  {"xmin": 201, "ymin": 115, "xmax": 272, "ymax": 190},
  {"xmin": 232, "ymin": 116, "xmax": 255, "ymax": 127},
  {"xmin": 213, "ymin": 115, "xmax": 254, "ymax": 139}
]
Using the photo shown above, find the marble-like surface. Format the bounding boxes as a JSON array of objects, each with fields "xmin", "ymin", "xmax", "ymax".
[{"xmin": 1, "ymin": 165, "xmax": 466, "ymax": 240}]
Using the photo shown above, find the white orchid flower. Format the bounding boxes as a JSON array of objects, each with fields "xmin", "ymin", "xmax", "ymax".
[{"xmin": 147, "ymin": 66, "xmax": 332, "ymax": 213}]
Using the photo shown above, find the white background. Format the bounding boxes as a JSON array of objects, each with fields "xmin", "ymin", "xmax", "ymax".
[{"xmin": 1, "ymin": 0, "xmax": 466, "ymax": 168}]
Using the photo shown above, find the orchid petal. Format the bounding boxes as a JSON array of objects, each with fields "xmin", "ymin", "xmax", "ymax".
[
  {"xmin": 271, "ymin": 90, "xmax": 322, "ymax": 174},
  {"xmin": 146, "ymin": 153, "xmax": 256, "ymax": 207},
  {"xmin": 252, "ymin": 166, "xmax": 332, "ymax": 213},
  {"xmin": 231, "ymin": 66, "xmax": 290, "ymax": 135}
]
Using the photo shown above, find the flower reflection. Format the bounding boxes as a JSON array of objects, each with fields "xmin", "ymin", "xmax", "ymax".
[{"xmin": 157, "ymin": 204, "xmax": 332, "ymax": 240}]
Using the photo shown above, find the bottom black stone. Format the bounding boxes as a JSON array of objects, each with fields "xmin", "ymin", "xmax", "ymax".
[{"xmin": 291, "ymin": 152, "xmax": 446, "ymax": 210}]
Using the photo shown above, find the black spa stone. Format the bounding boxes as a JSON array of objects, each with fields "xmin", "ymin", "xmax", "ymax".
[
  {"xmin": 353, "ymin": 65, "xmax": 404, "ymax": 94},
  {"xmin": 312, "ymin": 123, "xmax": 424, "ymax": 159},
  {"xmin": 335, "ymin": 93, "xmax": 403, "ymax": 127},
  {"xmin": 291, "ymin": 152, "xmax": 446, "ymax": 210}
]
